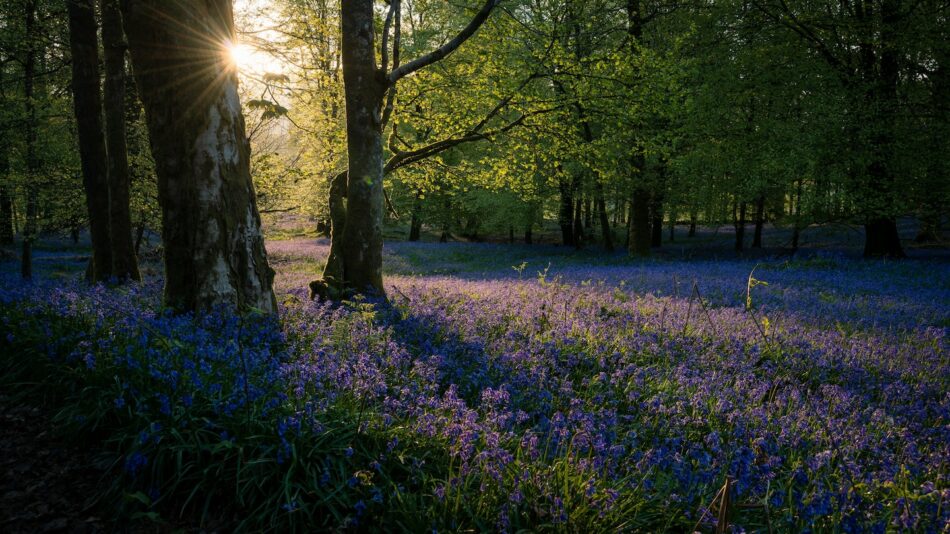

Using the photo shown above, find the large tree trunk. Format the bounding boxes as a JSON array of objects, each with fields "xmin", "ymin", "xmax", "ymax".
[
  {"xmin": 21, "ymin": 0, "xmax": 38, "ymax": 280},
  {"xmin": 338, "ymin": 0, "xmax": 386, "ymax": 294},
  {"xmin": 101, "ymin": 0, "xmax": 140, "ymax": 281},
  {"xmin": 68, "ymin": 0, "xmax": 114, "ymax": 282},
  {"xmin": 123, "ymin": 0, "xmax": 277, "ymax": 313},
  {"xmin": 859, "ymin": 0, "xmax": 905, "ymax": 258},
  {"xmin": 751, "ymin": 194, "xmax": 765, "ymax": 248}
]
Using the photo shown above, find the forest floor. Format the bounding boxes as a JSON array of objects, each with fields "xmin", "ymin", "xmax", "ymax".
[
  {"xmin": 1, "ymin": 222, "xmax": 948, "ymax": 531},
  {"xmin": 0, "ymin": 394, "xmax": 108, "ymax": 533}
]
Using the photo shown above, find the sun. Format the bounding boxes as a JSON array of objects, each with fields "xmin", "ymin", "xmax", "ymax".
[{"xmin": 226, "ymin": 41, "xmax": 282, "ymax": 75}]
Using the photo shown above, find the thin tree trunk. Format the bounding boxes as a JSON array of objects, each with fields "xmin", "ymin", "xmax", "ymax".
[
  {"xmin": 21, "ymin": 0, "xmax": 38, "ymax": 280},
  {"xmin": 0, "ymin": 146, "xmax": 11, "ymax": 246},
  {"xmin": 558, "ymin": 174, "xmax": 574, "ymax": 247},
  {"xmin": 524, "ymin": 225, "xmax": 532, "ymax": 244},
  {"xmin": 68, "ymin": 0, "xmax": 114, "ymax": 282},
  {"xmin": 751, "ymin": 194, "xmax": 765, "ymax": 248},
  {"xmin": 123, "ymin": 0, "xmax": 277, "ymax": 313},
  {"xmin": 650, "ymin": 191, "xmax": 663, "ymax": 248},
  {"xmin": 0, "ymin": 59, "xmax": 12, "ymax": 247},
  {"xmin": 734, "ymin": 201, "xmax": 746, "ymax": 253},
  {"xmin": 101, "ymin": 0, "xmax": 140, "ymax": 280},
  {"xmin": 408, "ymin": 192, "xmax": 422, "ymax": 241},
  {"xmin": 573, "ymin": 192, "xmax": 584, "ymax": 249},
  {"xmin": 595, "ymin": 181, "xmax": 613, "ymax": 252},
  {"xmin": 791, "ymin": 178, "xmax": 803, "ymax": 250},
  {"xmin": 688, "ymin": 210, "xmax": 697, "ymax": 237}
]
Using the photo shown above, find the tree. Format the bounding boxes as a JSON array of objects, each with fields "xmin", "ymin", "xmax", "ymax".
[
  {"xmin": 325, "ymin": 0, "xmax": 499, "ymax": 295},
  {"xmin": 101, "ymin": 0, "xmax": 139, "ymax": 280},
  {"xmin": 750, "ymin": 0, "xmax": 917, "ymax": 257},
  {"xmin": 67, "ymin": 0, "xmax": 113, "ymax": 282},
  {"xmin": 122, "ymin": 0, "xmax": 277, "ymax": 313}
]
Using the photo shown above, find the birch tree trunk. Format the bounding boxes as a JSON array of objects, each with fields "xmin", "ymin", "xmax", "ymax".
[{"xmin": 122, "ymin": 0, "xmax": 277, "ymax": 313}]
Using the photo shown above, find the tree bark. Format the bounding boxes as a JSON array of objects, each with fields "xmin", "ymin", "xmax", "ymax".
[
  {"xmin": 0, "ymin": 146, "xmax": 11, "ymax": 246},
  {"xmin": 68, "ymin": 0, "xmax": 114, "ymax": 283},
  {"xmin": 558, "ymin": 174, "xmax": 575, "ymax": 247},
  {"xmin": 0, "ymin": 57, "xmax": 12, "ymax": 247},
  {"xmin": 122, "ymin": 0, "xmax": 277, "ymax": 313},
  {"xmin": 650, "ymin": 191, "xmax": 663, "ymax": 248},
  {"xmin": 408, "ymin": 192, "xmax": 422, "ymax": 241},
  {"xmin": 573, "ymin": 189, "xmax": 584, "ymax": 249},
  {"xmin": 751, "ymin": 194, "xmax": 765, "ymax": 248},
  {"xmin": 21, "ymin": 0, "xmax": 38, "ymax": 280},
  {"xmin": 101, "ymin": 0, "xmax": 140, "ymax": 281},
  {"xmin": 859, "ymin": 0, "xmax": 904, "ymax": 258},
  {"xmin": 322, "ymin": 170, "xmax": 347, "ymax": 282},
  {"xmin": 524, "ymin": 225, "xmax": 532, "ymax": 245},
  {"xmin": 629, "ymin": 186, "xmax": 650, "ymax": 256},
  {"xmin": 338, "ymin": 0, "xmax": 386, "ymax": 294},
  {"xmin": 734, "ymin": 201, "xmax": 746, "ymax": 253},
  {"xmin": 595, "ymin": 181, "xmax": 613, "ymax": 252}
]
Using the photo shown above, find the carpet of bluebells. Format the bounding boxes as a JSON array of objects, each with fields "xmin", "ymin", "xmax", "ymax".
[{"xmin": 1, "ymin": 239, "xmax": 948, "ymax": 532}]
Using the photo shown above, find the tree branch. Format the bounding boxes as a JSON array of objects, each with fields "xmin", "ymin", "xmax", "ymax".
[{"xmin": 387, "ymin": 0, "xmax": 500, "ymax": 85}]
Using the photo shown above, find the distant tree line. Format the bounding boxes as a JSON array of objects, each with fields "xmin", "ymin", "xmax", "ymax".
[{"xmin": 0, "ymin": 0, "xmax": 946, "ymax": 311}]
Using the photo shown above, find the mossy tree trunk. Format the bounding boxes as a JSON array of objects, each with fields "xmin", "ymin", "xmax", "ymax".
[{"xmin": 123, "ymin": 0, "xmax": 277, "ymax": 314}]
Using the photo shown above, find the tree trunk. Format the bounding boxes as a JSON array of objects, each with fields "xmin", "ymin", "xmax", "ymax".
[
  {"xmin": 408, "ymin": 192, "xmax": 422, "ymax": 241},
  {"xmin": 688, "ymin": 210, "xmax": 697, "ymax": 237},
  {"xmin": 322, "ymin": 171, "xmax": 347, "ymax": 283},
  {"xmin": 751, "ymin": 194, "xmax": 765, "ymax": 248},
  {"xmin": 68, "ymin": 0, "xmax": 114, "ymax": 282},
  {"xmin": 337, "ymin": 0, "xmax": 386, "ymax": 294},
  {"xmin": 558, "ymin": 174, "xmax": 574, "ymax": 247},
  {"xmin": 101, "ymin": 0, "xmax": 140, "ymax": 281},
  {"xmin": 629, "ymin": 187, "xmax": 650, "ymax": 256},
  {"xmin": 583, "ymin": 197, "xmax": 593, "ymax": 229},
  {"xmin": 573, "ymin": 194, "xmax": 584, "ymax": 249},
  {"xmin": 791, "ymin": 178, "xmax": 803, "ymax": 250},
  {"xmin": 21, "ymin": 0, "xmax": 38, "ymax": 280},
  {"xmin": 0, "ymin": 59, "xmax": 12, "ymax": 247},
  {"xmin": 859, "ymin": 0, "xmax": 905, "ymax": 258},
  {"xmin": 123, "ymin": 0, "xmax": 277, "ymax": 313},
  {"xmin": 595, "ymin": 181, "xmax": 613, "ymax": 252},
  {"xmin": 524, "ymin": 225, "xmax": 532, "ymax": 245},
  {"xmin": 650, "ymin": 191, "xmax": 663, "ymax": 248},
  {"xmin": 0, "ymin": 146, "xmax": 11, "ymax": 246},
  {"xmin": 734, "ymin": 201, "xmax": 746, "ymax": 253}
]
